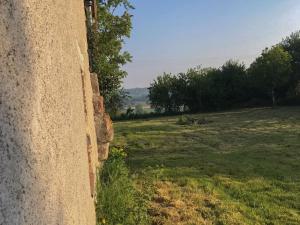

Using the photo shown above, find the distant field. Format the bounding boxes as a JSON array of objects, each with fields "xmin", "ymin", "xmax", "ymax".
[{"xmin": 113, "ymin": 107, "xmax": 300, "ymax": 225}]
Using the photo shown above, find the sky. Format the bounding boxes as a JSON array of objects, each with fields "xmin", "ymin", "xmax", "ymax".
[{"xmin": 122, "ymin": 0, "xmax": 300, "ymax": 88}]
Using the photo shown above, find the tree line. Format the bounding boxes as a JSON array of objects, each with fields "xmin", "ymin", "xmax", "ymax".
[{"xmin": 149, "ymin": 31, "xmax": 300, "ymax": 113}]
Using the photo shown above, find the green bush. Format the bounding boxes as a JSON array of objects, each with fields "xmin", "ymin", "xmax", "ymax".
[{"xmin": 96, "ymin": 147, "xmax": 150, "ymax": 225}]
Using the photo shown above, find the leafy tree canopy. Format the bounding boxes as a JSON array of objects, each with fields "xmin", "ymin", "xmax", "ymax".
[
  {"xmin": 88, "ymin": 0, "xmax": 134, "ymax": 115},
  {"xmin": 249, "ymin": 46, "xmax": 292, "ymax": 105}
]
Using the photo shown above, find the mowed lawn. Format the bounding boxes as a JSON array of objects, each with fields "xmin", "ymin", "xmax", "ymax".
[{"xmin": 113, "ymin": 107, "xmax": 300, "ymax": 225}]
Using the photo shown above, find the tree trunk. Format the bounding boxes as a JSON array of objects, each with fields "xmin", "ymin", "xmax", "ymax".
[{"xmin": 272, "ymin": 88, "xmax": 276, "ymax": 107}]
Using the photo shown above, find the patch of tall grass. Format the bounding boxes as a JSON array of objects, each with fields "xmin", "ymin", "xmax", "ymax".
[{"xmin": 96, "ymin": 147, "xmax": 150, "ymax": 225}]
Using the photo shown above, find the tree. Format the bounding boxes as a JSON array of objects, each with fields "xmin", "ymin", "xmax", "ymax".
[
  {"xmin": 149, "ymin": 63, "xmax": 248, "ymax": 113},
  {"xmin": 89, "ymin": 0, "xmax": 134, "ymax": 115},
  {"xmin": 184, "ymin": 62, "xmax": 247, "ymax": 111},
  {"xmin": 105, "ymin": 88, "xmax": 129, "ymax": 116},
  {"xmin": 281, "ymin": 31, "xmax": 300, "ymax": 100},
  {"xmin": 218, "ymin": 60, "xmax": 248, "ymax": 107},
  {"xmin": 135, "ymin": 104, "xmax": 144, "ymax": 114},
  {"xmin": 126, "ymin": 107, "xmax": 134, "ymax": 116},
  {"xmin": 184, "ymin": 67, "xmax": 214, "ymax": 112},
  {"xmin": 148, "ymin": 32, "xmax": 299, "ymax": 114},
  {"xmin": 248, "ymin": 46, "xmax": 292, "ymax": 106},
  {"xmin": 149, "ymin": 73, "xmax": 174, "ymax": 113}
]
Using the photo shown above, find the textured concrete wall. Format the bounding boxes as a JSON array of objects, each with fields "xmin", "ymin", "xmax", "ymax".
[{"xmin": 0, "ymin": 1, "xmax": 99, "ymax": 224}]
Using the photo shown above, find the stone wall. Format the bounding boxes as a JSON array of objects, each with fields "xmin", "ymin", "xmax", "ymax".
[
  {"xmin": 91, "ymin": 73, "xmax": 114, "ymax": 162},
  {"xmin": 0, "ymin": 1, "xmax": 111, "ymax": 224}
]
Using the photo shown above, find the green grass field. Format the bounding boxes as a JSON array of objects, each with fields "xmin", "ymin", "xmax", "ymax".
[{"xmin": 112, "ymin": 107, "xmax": 300, "ymax": 225}]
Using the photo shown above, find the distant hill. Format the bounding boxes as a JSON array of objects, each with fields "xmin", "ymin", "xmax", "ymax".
[{"xmin": 125, "ymin": 87, "xmax": 149, "ymax": 106}]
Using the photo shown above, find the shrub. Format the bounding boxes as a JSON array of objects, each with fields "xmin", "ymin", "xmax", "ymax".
[{"xmin": 96, "ymin": 147, "xmax": 150, "ymax": 225}]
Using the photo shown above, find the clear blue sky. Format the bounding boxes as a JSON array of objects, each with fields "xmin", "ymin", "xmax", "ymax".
[{"xmin": 123, "ymin": 0, "xmax": 300, "ymax": 88}]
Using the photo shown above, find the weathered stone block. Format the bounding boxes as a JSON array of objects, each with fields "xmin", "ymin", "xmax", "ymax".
[
  {"xmin": 93, "ymin": 95, "xmax": 105, "ymax": 114},
  {"xmin": 99, "ymin": 113, "xmax": 114, "ymax": 143},
  {"xmin": 98, "ymin": 143, "xmax": 110, "ymax": 161},
  {"xmin": 95, "ymin": 114, "xmax": 114, "ymax": 144},
  {"xmin": 90, "ymin": 73, "xmax": 100, "ymax": 95}
]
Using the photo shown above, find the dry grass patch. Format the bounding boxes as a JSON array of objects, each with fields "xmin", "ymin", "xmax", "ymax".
[{"xmin": 148, "ymin": 180, "xmax": 247, "ymax": 225}]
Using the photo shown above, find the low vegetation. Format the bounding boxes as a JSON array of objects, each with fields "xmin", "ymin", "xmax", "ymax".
[
  {"xmin": 113, "ymin": 107, "xmax": 300, "ymax": 224},
  {"xmin": 96, "ymin": 147, "xmax": 150, "ymax": 225}
]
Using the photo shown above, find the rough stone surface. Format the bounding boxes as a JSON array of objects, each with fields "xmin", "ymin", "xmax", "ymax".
[
  {"xmin": 91, "ymin": 73, "xmax": 101, "ymax": 95},
  {"xmin": 93, "ymin": 95, "xmax": 105, "ymax": 114},
  {"xmin": 100, "ymin": 114, "xmax": 114, "ymax": 143},
  {"xmin": 90, "ymin": 73, "xmax": 114, "ymax": 162},
  {"xmin": 0, "ymin": 1, "xmax": 99, "ymax": 224},
  {"xmin": 98, "ymin": 143, "xmax": 110, "ymax": 161}
]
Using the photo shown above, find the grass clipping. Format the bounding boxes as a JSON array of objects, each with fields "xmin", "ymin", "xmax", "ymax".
[
  {"xmin": 177, "ymin": 115, "xmax": 213, "ymax": 126},
  {"xmin": 96, "ymin": 147, "xmax": 150, "ymax": 225}
]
